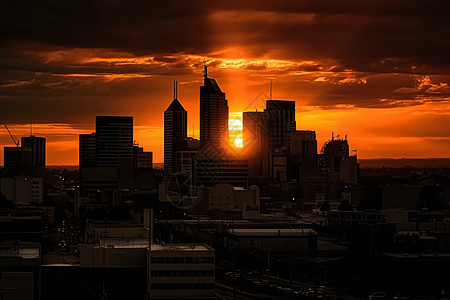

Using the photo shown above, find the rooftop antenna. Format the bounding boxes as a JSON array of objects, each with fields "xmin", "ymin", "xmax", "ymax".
[
  {"xmin": 204, "ymin": 59, "xmax": 207, "ymax": 79},
  {"xmin": 270, "ymin": 79, "xmax": 273, "ymax": 100},
  {"xmin": 193, "ymin": 125, "xmax": 194, "ymax": 139},
  {"xmin": 30, "ymin": 120, "xmax": 32, "ymax": 136},
  {"xmin": 173, "ymin": 81, "xmax": 178, "ymax": 99},
  {"xmin": 332, "ymin": 132, "xmax": 334, "ymax": 141}
]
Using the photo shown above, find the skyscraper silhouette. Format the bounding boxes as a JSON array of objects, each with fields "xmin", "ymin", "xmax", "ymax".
[
  {"xmin": 79, "ymin": 132, "xmax": 96, "ymax": 168},
  {"xmin": 21, "ymin": 135, "xmax": 46, "ymax": 168},
  {"xmin": 164, "ymin": 82, "xmax": 187, "ymax": 173},
  {"xmin": 95, "ymin": 116, "xmax": 133, "ymax": 167},
  {"xmin": 266, "ymin": 100, "xmax": 296, "ymax": 151},
  {"xmin": 199, "ymin": 63, "xmax": 229, "ymax": 148}
]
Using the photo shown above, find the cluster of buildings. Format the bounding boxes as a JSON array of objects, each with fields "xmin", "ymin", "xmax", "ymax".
[
  {"xmin": 1, "ymin": 133, "xmax": 46, "ymax": 203},
  {"xmin": 162, "ymin": 64, "xmax": 359, "ymax": 218},
  {"xmin": 4, "ymin": 64, "xmax": 450, "ymax": 299}
]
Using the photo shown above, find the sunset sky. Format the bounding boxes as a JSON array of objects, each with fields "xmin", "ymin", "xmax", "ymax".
[{"xmin": 2, "ymin": 1, "xmax": 450, "ymax": 165}]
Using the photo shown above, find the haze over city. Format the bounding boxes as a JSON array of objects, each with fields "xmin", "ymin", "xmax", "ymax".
[{"xmin": 2, "ymin": 1, "xmax": 450, "ymax": 165}]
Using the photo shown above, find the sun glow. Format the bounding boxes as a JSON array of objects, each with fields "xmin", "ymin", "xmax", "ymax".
[
  {"xmin": 235, "ymin": 137, "xmax": 243, "ymax": 148},
  {"xmin": 229, "ymin": 113, "xmax": 243, "ymax": 148}
]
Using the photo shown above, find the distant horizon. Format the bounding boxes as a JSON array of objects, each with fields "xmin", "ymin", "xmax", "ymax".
[
  {"xmin": 46, "ymin": 157, "xmax": 450, "ymax": 165},
  {"xmin": 21, "ymin": 157, "xmax": 450, "ymax": 169}
]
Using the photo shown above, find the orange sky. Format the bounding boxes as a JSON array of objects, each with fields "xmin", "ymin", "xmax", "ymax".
[{"xmin": 2, "ymin": 1, "xmax": 450, "ymax": 165}]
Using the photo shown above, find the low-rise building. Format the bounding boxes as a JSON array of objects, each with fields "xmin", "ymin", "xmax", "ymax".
[
  {"xmin": 228, "ymin": 228, "xmax": 317, "ymax": 255},
  {"xmin": 0, "ymin": 241, "xmax": 41, "ymax": 300},
  {"xmin": 1, "ymin": 175, "xmax": 43, "ymax": 203},
  {"xmin": 149, "ymin": 244, "xmax": 215, "ymax": 299},
  {"xmin": 326, "ymin": 210, "xmax": 386, "ymax": 226}
]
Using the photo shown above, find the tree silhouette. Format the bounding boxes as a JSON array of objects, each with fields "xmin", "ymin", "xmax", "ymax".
[
  {"xmin": 338, "ymin": 199, "xmax": 353, "ymax": 211},
  {"xmin": 0, "ymin": 191, "xmax": 14, "ymax": 209},
  {"xmin": 319, "ymin": 201, "xmax": 330, "ymax": 211}
]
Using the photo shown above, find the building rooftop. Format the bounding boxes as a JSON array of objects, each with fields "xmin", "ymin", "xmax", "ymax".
[
  {"xmin": 228, "ymin": 228, "xmax": 317, "ymax": 236},
  {"xmin": 81, "ymin": 238, "xmax": 151, "ymax": 249},
  {"xmin": 42, "ymin": 254, "xmax": 80, "ymax": 266},
  {"xmin": 0, "ymin": 241, "xmax": 40, "ymax": 259},
  {"xmin": 88, "ymin": 220, "xmax": 143, "ymax": 229},
  {"xmin": 383, "ymin": 253, "xmax": 450, "ymax": 259},
  {"xmin": 151, "ymin": 243, "xmax": 214, "ymax": 252},
  {"xmin": 166, "ymin": 98, "xmax": 186, "ymax": 111},
  {"xmin": 100, "ymin": 238, "xmax": 151, "ymax": 248}
]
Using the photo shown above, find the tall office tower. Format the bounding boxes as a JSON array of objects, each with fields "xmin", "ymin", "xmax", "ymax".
[
  {"xmin": 95, "ymin": 116, "xmax": 133, "ymax": 167},
  {"xmin": 265, "ymin": 100, "xmax": 296, "ymax": 151},
  {"xmin": 21, "ymin": 135, "xmax": 46, "ymax": 167},
  {"xmin": 164, "ymin": 82, "xmax": 187, "ymax": 173},
  {"xmin": 320, "ymin": 134, "xmax": 350, "ymax": 175},
  {"xmin": 200, "ymin": 64, "xmax": 229, "ymax": 148},
  {"xmin": 291, "ymin": 130, "xmax": 320, "ymax": 181},
  {"xmin": 79, "ymin": 132, "xmax": 96, "ymax": 168},
  {"xmin": 291, "ymin": 130, "xmax": 317, "ymax": 163},
  {"xmin": 243, "ymin": 111, "xmax": 270, "ymax": 177}
]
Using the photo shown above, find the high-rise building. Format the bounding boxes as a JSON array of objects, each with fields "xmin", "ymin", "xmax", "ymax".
[
  {"xmin": 243, "ymin": 111, "xmax": 269, "ymax": 177},
  {"xmin": 21, "ymin": 135, "xmax": 46, "ymax": 168},
  {"xmin": 95, "ymin": 116, "xmax": 133, "ymax": 167},
  {"xmin": 193, "ymin": 158, "xmax": 249, "ymax": 188},
  {"xmin": 291, "ymin": 130, "xmax": 320, "ymax": 181},
  {"xmin": 4, "ymin": 147, "xmax": 32, "ymax": 167},
  {"xmin": 200, "ymin": 64, "xmax": 229, "ymax": 148},
  {"xmin": 79, "ymin": 132, "xmax": 96, "ymax": 168},
  {"xmin": 265, "ymin": 100, "xmax": 296, "ymax": 151},
  {"xmin": 164, "ymin": 82, "xmax": 187, "ymax": 173},
  {"xmin": 320, "ymin": 135, "xmax": 350, "ymax": 175}
]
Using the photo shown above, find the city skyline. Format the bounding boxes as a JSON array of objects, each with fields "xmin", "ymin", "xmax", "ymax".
[{"xmin": 3, "ymin": 1, "xmax": 450, "ymax": 165}]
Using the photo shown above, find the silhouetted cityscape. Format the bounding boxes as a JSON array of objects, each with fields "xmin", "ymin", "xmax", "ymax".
[
  {"xmin": 1, "ymin": 64, "xmax": 450, "ymax": 300},
  {"xmin": 3, "ymin": 1, "xmax": 450, "ymax": 300}
]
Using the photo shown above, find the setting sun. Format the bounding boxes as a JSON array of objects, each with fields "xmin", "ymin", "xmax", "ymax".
[
  {"xmin": 229, "ymin": 113, "xmax": 243, "ymax": 148},
  {"xmin": 235, "ymin": 137, "xmax": 243, "ymax": 148}
]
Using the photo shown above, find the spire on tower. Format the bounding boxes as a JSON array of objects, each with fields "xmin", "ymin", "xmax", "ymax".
[
  {"xmin": 173, "ymin": 81, "xmax": 178, "ymax": 99},
  {"xmin": 270, "ymin": 79, "xmax": 273, "ymax": 100},
  {"xmin": 204, "ymin": 59, "xmax": 207, "ymax": 79}
]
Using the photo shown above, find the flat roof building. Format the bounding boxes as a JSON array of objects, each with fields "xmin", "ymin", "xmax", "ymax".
[{"xmin": 149, "ymin": 243, "xmax": 215, "ymax": 299}]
